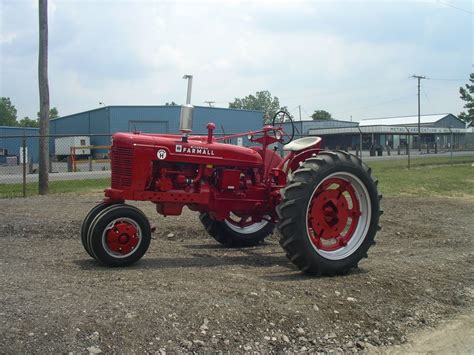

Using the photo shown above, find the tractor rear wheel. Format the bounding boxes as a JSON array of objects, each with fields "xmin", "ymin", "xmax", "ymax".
[
  {"xmin": 277, "ymin": 151, "xmax": 382, "ymax": 275},
  {"xmin": 87, "ymin": 204, "xmax": 151, "ymax": 266},
  {"xmin": 81, "ymin": 202, "xmax": 116, "ymax": 257},
  {"xmin": 199, "ymin": 212, "xmax": 274, "ymax": 247}
]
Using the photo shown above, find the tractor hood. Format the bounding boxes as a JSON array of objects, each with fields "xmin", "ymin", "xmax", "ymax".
[{"xmin": 112, "ymin": 132, "xmax": 263, "ymax": 168}]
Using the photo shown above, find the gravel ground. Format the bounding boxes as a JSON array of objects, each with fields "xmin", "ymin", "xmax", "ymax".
[{"xmin": 0, "ymin": 192, "xmax": 473, "ymax": 353}]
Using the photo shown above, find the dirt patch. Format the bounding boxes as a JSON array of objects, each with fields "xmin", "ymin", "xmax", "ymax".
[
  {"xmin": 384, "ymin": 304, "xmax": 474, "ymax": 354},
  {"xmin": 0, "ymin": 193, "xmax": 473, "ymax": 353}
]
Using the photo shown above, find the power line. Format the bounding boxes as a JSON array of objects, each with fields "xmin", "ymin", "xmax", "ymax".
[
  {"xmin": 332, "ymin": 95, "xmax": 414, "ymax": 116},
  {"xmin": 301, "ymin": 107, "xmax": 312, "ymax": 119},
  {"xmin": 277, "ymin": 77, "xmax": 411, "ymax": 102},
  {"xmin": 438, "ymin": 0, "xmax": 473, "ymax": 14},
  {"xmin": 422, "ymin": 88, "xmax": 432, "ymax": 105},
  {"xmin": 428, "ymin": 77, "xmax": 466, "ymax": 81}
]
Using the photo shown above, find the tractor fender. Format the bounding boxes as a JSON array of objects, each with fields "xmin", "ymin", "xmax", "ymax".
[{"xmin": 288, "ymin": 148, "xmax": 323, "ymax": 172}]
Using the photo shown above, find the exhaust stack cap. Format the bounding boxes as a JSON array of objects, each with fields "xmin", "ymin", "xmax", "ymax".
[{"xmin": 179, "ymin": 104, "xmax": 194, "ymax": 133}]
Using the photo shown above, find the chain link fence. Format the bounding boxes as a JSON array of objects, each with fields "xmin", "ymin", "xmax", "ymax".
[
  {"xmin": 0, "ymin": 134, "xmax": 112, "ymax": 198},
  {"xmin": 1, "ymin": 132, "xmax": 473, "ymax": 198}
]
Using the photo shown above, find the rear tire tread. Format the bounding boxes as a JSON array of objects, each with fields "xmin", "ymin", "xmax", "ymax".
[{"xmin": 277, "ymin": 150, "xmax": 382, "ymax": 275}]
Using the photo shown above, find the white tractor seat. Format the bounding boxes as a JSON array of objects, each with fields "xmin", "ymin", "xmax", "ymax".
[{"xmin": 283, "ymin": 137, "xmax": 322, "ymax": 152}]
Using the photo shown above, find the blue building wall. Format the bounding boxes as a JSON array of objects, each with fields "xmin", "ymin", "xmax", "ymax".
[
  {"xmin": 0, "ymin": 126, "xmax": 40, "ymax": 164},
  {"xmin": 50, "ymin": 105, "xmax": 263, "ymax": 149},
  {"xmin": 50, "ymin": 108, "xmax": 110, "ymax": 149},
  {"xmin": 1, "ymin": 106, "xmax": 264, "ymax": 161},
  {"xmin": 107, "ymin": 105, "xmax": 263, "ymax": 137},
  {"xmin": 108, "ymin": 106, "xmax": 178, "ymax": 133}
]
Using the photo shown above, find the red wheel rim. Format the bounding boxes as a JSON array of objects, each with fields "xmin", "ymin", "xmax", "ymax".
[
  {"xmin": 307, "ymin": 177, "xmax": 362, "ymax": 252},
  {"xmin": 105, "ymin": 220, "xmax": 140, "ymax": 255}
]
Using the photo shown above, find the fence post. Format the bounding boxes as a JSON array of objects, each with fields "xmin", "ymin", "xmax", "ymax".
[
  {"xmin": 449, "ymin": 128, "xmax": 453, "ymax": 165},
  {"xmin": 22, "ymin": 137, "xmax": 26, "ymax": 198},
  {"xmin": 67, "ymin": 156, "xmax": 73, "ymax": 172},
  {"xmin": 405, "ymin": 128, "xmax": 410, "ymax": 169},
  {"xmin": 88, "ymin": 156, "xmax": 93, "ymax": 172},
  {"xmin": 358, "ymin": 127, "xmax": 363, "ymax": 160}
]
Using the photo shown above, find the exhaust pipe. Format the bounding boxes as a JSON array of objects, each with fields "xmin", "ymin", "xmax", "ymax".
[{"xmin": 179, "ymin": 74, "xmax": 194, "ymax": 134}]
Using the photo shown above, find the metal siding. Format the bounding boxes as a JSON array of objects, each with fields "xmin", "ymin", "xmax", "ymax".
[
  {"xmin": 128, "ymin": 120, "xmax": 168, "ymax": 133},
  {"xmin": 49, "ymin": 113, "xmax": 89, "ymax": 155},
  {"xmin": 52, "ymin": 112, "xmax": 90, "ymax": 135},
  {"xmin": 47, "ymin": 106, "xmax": 264, "ymax": 148},
  {"xmin": 435, "ymin": 114, "xmax": 465, "ymax": 129},
  {"xmin": 193, "ymin": 106, "xmax": 262, "ymax": 135},
  {"xmin": 108, "ymin": 106, "xmax": 263, "ymax": 145},
  {"xmin": 49, "ymin": 108, "xmax": 110, "ymax": 150},
  {"xmin": 88, "ymin": 108, "xmax": 110, "ymax": 147},
  {"xmin": 109, "ymin": 106, "xmax": 180, "ymax": 133},
  {"xmin": 0, "ymin": 126, "xmax": 40, "ymax": 163}
]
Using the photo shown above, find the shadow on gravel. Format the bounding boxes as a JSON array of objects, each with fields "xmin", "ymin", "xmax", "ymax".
[
  {"xmin": 182, "ymin": 243, "xmax": 228, "ymax": 250},
  {"xmin": 182, "ymin": 241, "xmax": 278, "ymax": 250},
  {"xmin": 73, "ymin": 254, "xmax": 293, "ymax": 270},
  {"xmin": 260, "ymin": 267, "xmax": 369, "ymax": 282}
]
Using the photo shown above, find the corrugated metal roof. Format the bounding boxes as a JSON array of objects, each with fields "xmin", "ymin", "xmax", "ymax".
[{"xmin": 359, "ymin": 114, "xmax": 450, "ymax": 126}]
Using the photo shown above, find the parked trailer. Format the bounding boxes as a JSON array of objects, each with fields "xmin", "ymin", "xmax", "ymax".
[{"xmin": 55, "ymin": 136, "xmax": 91, "ymax": 157}]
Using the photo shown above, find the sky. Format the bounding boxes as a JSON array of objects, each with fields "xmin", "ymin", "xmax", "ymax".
[{"xmin": 0, "ymin": 0, "xmax": 472, "ymax": 122}]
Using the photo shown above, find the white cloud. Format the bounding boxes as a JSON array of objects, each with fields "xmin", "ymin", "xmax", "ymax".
[
  {"xmin": 0, "ymin": 32, "xmax": 17, "ymax": 44},
  {"xmin": 0, "ymin": 0, "xmax": 471, "ymax": 121}
]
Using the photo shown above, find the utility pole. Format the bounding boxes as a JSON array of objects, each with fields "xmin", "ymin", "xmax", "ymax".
[
  {"xmin": 38, "ymin": 0, "xmax": 49, "ymax": 195},
  {"xmin": 411, "ymin": 74, "xmax": 427, "ymax": 151},
  {"xmin": 204, "ymin": 101, "xmax": 215, "ymax": 107}
]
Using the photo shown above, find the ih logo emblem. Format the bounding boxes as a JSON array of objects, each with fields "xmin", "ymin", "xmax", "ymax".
[
  {"xmin": 157, "ymin": 149, "xmax": 167, "ymax": 160},
  {"xmin": 175, "ymin": 145, "xmax": 183, "ymax": 153}
]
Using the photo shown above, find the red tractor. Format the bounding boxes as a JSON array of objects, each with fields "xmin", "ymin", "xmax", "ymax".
[{"xmin": 81, "ymin": 90, "xmax": 381, "ymax": 275}]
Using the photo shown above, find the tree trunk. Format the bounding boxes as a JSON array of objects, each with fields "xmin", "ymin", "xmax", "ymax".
[{"xmin": 38, "ymin": 0, "xmax": 49, "ymax": 195}]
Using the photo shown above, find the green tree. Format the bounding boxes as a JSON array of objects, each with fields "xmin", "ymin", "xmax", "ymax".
[
  {"xmin": 18, "ymin": 116, "xmax": 39, "ymax": 128},
  {"xmin": 0, "ymin": 97, "xmax": 18, "ymax": 126},
  {"xmin": 459, "ymin": 72, "xmax": 474, "ymax": 127},
  {"xmin": 37, "ymin": 106, "xmax": 59, "ymax": 120},
  {"xmin": 311, "ymin": 110, "xmax": 333, "ymax": 120},
  {"xmin": 229, "ymin": 90, "xmax": 284, "ymax": 123}
]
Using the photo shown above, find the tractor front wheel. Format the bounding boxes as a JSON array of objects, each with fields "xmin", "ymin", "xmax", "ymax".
[
  {"xmin": 81, "ymin": 202, "xmax": 117, "ymax": 257},
  {"xmin": 86, "ymin": 204, "xmax": 151, "ymax": 266},
  {"xmin": 200, "ymin": 212, "xmax": 274, "ymax": 247},
  {"xmin": 277, "ymin": 151, "xmax": 382, "ymax": 275}
]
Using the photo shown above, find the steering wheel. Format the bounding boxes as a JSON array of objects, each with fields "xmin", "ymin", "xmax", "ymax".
[{"xmin": 272, "ymin": 110, "xmax": 295, "ymax": 145}]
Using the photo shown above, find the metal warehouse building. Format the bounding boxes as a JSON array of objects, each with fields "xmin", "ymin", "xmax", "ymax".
[
  {"xmin": 1, "ymin": 106, "xmax": 263, "ymax": 163},
  {"xmin": 0, "ymin": 126, "xmax": 40, "ymax": 164},
  {"xmin": 289, "ymin": 113, "xmax": 469, "ymax": 150},
  {"xmin": 50, "ymin": 105, "xmax": 263, "ymax": 151}
]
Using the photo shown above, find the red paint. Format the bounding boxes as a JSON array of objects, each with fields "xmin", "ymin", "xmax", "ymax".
[
  {"xmin": 307, "ymin": 177, "xmax": 361, "ymax": 251},
  {"xmin": 103, "ymin": 124, "xmax": 321, "ymax": 223},
  {"xmin": 105, "ymin": 221, "xmax": 139, "ymax": 255}
]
